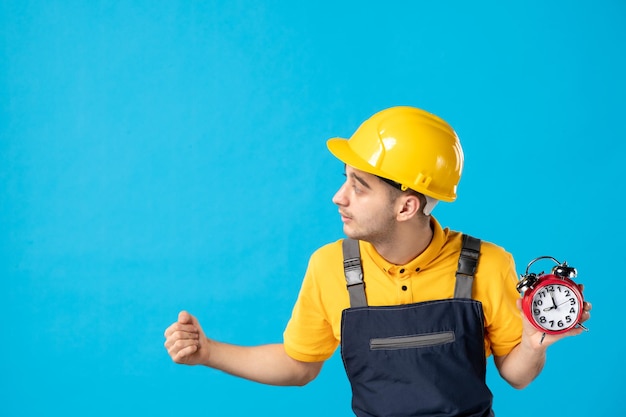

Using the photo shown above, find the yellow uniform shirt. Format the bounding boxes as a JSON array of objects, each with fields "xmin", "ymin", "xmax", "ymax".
[{"xmin": 283, "ymin": 217, "xmax": 522, "ymax": 362}]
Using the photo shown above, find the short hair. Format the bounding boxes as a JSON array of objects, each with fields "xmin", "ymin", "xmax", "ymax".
[{"xmin": 379, "ymin": 177, "xmax": 431, "ymax": 217}]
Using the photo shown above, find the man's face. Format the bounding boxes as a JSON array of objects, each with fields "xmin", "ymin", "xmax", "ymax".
[{"xmin": 332, "ymin": 165, "xmax": 398, "ymax": 243}]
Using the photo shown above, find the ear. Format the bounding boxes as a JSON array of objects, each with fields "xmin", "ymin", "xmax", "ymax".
[{"xmin": 396, "ymin": 194, "xmax": 421, "ymax": 221}]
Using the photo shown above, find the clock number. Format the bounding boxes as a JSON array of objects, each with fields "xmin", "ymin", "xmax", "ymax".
[
  {"xmin": 548, "ymin": 320, "xmax": 566, "ymax": 328},
  {"xmin": 569, "ymin": 307, "xmax": 576, "ymax": 314}
]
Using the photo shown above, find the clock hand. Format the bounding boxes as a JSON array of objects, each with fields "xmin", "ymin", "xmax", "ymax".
[
  {"xmin": 549, "ymin": 289, "xmax": 557, "ymax": 309},
  {"xmin": 556, "ymin": 298, "xmax": 573, "ymax": 308},
  {"xmin": 543, "ymin": 289, "xmax": 558, "ymax": 311}
]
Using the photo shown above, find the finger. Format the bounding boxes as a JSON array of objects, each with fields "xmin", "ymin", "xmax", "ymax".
[
  {"xmin": 580, "ymin": 310, "xmax": 591, "ymax": 323},
  {"xmin": 174, "ymin": 346, "xmax": 198, "ymax": 364},
  {"xmin": 178, "ymin": 310, "xmax": 195, "ymax": 325},
  {"xmin": 171, "ymin": 342, "xmax": 199, "ymax": 364},
  {"xmin": 563, "ymin": 327, "xmax": 586, "ymax": 338},
  {"xmin": 164, "ymin": 329, "xmax": 200, "ymax": 348},
  {"xmin": 166, "ymin": 336, "xmax": 198, "ymax": 354},
  {"xmin": 178, "ymin": 311, "xmax": 206, "ymax": 339},
  {"xmin": 164, "ymin": 322, "xmax": 198, "ymax": 338}
]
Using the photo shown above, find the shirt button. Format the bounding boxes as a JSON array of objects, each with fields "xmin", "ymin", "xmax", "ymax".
[{"xmin": 402, "ymin": 285, "xmax": 408, "ymax": 291}]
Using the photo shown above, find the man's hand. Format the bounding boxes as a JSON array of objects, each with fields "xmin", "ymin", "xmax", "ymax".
[
  {"xmin": 164, "ymin": 311, "xmax": 207, "ymax": 365},
  {"xmin": 495, "ymin": 284, "xmax": 592, "ymax": 389},
  {"xmin": 163, "ymin": 311, "xmax": 323, "ymax": 386}
]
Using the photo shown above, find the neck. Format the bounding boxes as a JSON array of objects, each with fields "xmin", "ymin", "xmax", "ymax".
[{"xmin": 372, "ymin": 217, "xmax": 433, "ymax": 265}]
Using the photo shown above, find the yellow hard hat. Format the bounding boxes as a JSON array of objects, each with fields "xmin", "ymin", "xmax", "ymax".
[{"xmin": 327, "ymin": 106, "xmax": 464, "ymax": 202}]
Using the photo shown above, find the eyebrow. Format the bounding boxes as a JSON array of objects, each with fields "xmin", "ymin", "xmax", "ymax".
[{"xmin": 350, "ymin": 172, "xmax": 372, "ymax": 189}]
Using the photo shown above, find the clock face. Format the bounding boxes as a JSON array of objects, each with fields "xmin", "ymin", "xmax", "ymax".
[{"xmin": 529, "ymin": 281, "xmax": 582, "ymax": 334}]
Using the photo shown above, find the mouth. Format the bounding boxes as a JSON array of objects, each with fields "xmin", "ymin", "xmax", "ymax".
[{"xmin": 339, "ymin": 210, "xmax": 352, "ymax": 223}]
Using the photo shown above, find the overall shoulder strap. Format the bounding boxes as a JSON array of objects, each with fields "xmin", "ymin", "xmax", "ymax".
[
  {"xmin": 454, "ymin": 234, "xmax": 481, "ymax": 299},
  {"xmin": 342, "ymin": 238, "xmax": 367, "ymax": 308}
]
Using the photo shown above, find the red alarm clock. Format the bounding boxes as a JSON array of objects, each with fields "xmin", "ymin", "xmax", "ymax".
[{"xmin": 516, "ymin": 256, "xmax": 586, "ymax": 335}]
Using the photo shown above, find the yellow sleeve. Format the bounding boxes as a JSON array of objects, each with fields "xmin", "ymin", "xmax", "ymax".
[
  {"xmin": 480, "ymin": 246, "xmax": 523, "ymax": 357},
  {"xmin": 283, "ymin": 245, "xmax": 342, "ymax": 362}
]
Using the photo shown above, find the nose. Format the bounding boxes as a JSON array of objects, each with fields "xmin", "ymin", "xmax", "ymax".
[{"xmin": 332, "ymin": 183, "xmax": 348, "ymax": 207}]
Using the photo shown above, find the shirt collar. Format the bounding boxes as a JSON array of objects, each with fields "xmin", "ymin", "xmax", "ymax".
[{"xmin": 362, "ymin": 216, "xmax": 448, "ymax": 274}]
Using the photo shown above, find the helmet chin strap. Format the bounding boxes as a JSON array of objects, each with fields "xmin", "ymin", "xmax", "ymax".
[{"xmin": 423, "ymin": 195, "xmax": 438, "ymax": 216}]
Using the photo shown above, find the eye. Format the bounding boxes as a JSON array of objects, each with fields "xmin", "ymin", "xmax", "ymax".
[
  {"xmin": 341, "ymin": 173, "xmax": 359, "ymax": 191},
  {"xmin": 348, "ymin": 178, "xmax": 363, "ymax": 194}
]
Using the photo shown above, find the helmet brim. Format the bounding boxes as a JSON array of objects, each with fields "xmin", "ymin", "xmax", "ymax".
[{"xmin": 326, "ymin": 137, "xmax": 388, "ymax": 179}]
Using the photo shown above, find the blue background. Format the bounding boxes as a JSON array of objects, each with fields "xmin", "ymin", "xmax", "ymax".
[{"xmin": 2, "ymin": 1, "xmax": 624, "ymax": 415}]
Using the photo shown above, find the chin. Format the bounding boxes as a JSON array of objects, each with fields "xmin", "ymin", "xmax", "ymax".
[
  {"xmin": 343, "ymin": 226, "xmax": 357, "ymax": 239},
  {"xmin": 343, "ymin": 228, "xmax": 365, "ymax": 241}
]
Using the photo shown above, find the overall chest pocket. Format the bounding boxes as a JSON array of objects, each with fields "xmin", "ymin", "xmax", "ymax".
[{"xmin": 369, "ymin": 331, "xmax": 455, "ymax": 350}]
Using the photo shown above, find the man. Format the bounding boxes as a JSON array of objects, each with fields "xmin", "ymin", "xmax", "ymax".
[{"xmin": 164, "ymin": 106, "xmax": 592, "ymax": 416}]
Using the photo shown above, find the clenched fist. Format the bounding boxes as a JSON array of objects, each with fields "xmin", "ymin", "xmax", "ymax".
[{"xmin": 164, "ymin": 311, "xmax": 208, "ymax": 365}]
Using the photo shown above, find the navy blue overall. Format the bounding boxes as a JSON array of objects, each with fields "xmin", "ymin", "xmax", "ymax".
[{"xmin": 340, "ymin": 235, "xmax": 494, "ymax": 417}]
